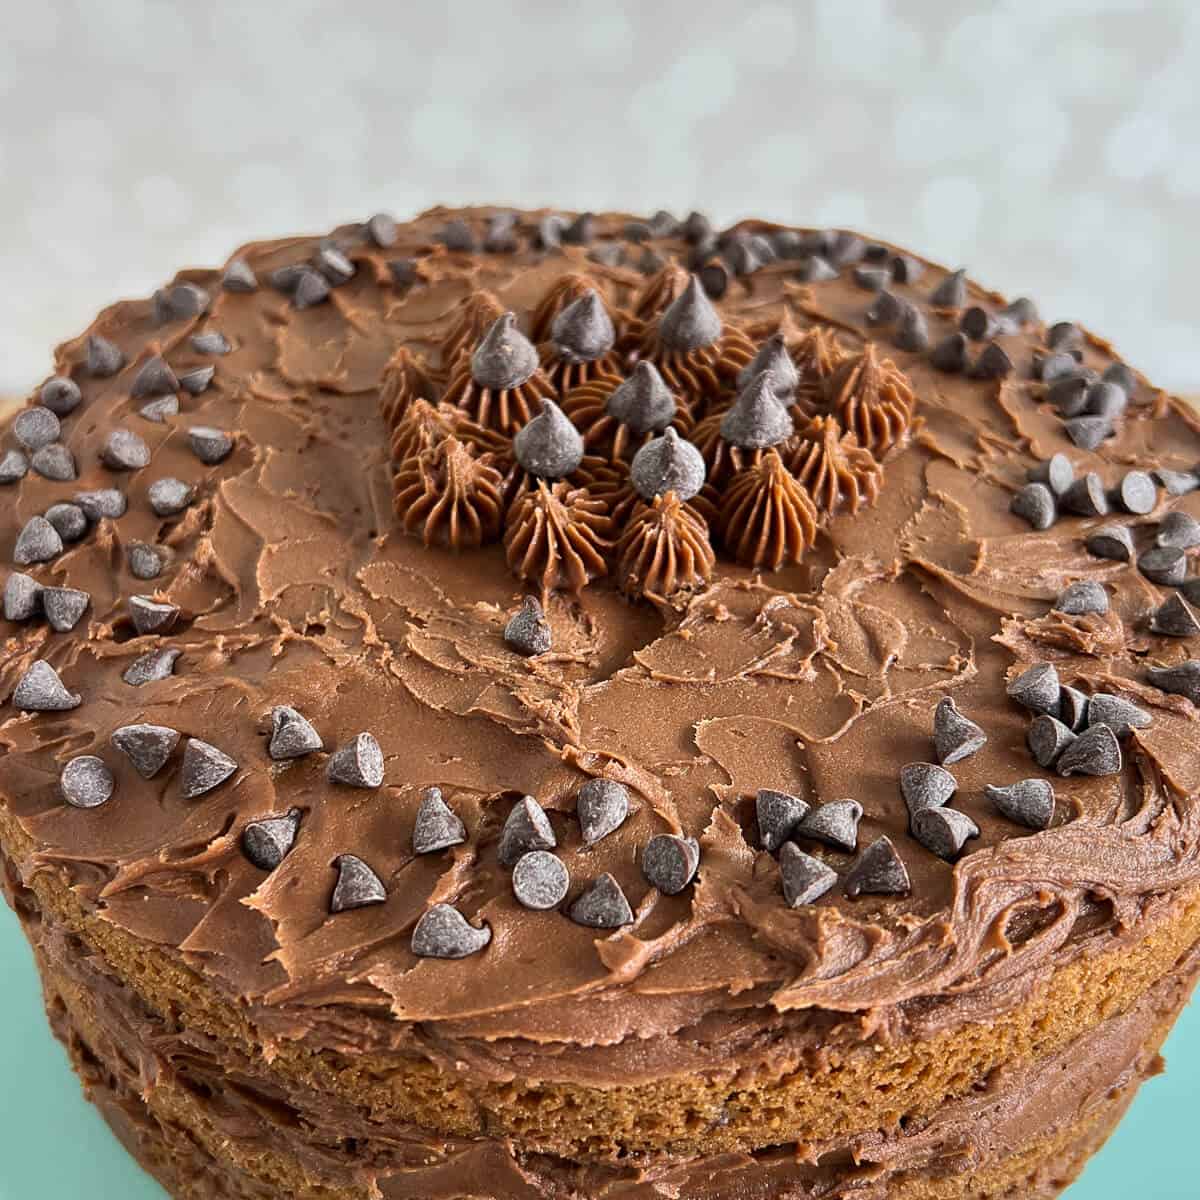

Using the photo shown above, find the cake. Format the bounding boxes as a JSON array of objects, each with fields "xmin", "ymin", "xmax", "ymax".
[{"xmin": 2, "ymin": 205, "xmax": 1200, "ymax": 1200}]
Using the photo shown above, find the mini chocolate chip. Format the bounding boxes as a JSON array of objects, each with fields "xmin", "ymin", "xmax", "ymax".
[
  {"xmin": 74, "ymin": 488, "xmax": 127, "ymax": 521},
  {"xmin": 1056, "ymin": 723, "xmax": 1121, "ymax": 776},
  {"xmin": 268, "ymin": 705, "xmax": 323, "ymax": 760},
  {"xmin": 412, "ymin": 786, "xmax": 467, "ymax": 854},
  {"xmin": 1116, "ymin": 471, "xmax": 1157, "ymax": 515},
  {"xmin": 60, "ymin": 756, "xmax": 114, "ymax": 809},
  {"xmin": 0, "ymin": 449, "xmax": 28, "ymax": 484},
  {"xmin": 1154, "ymin": 468, "xmax": 1199, "ymax": 497},
  {"xmin": 42, "ymin": 587, "xmax": 89, "ymax": 632},
  {"xmin": 293, "ymin": 269, "xmax": 331, "ymax": 310},
  {"xmin": 128, "ymin": 543, "xmax": 165, "ymax": 580},
  {"xmin": 1010, "ymin": 483, "xmax": 1056, "ymax": 531},
  {"xmin": 86, "ymin": 334, "xmax": 126, "ymax": 377},
  {"xmin": 222, "ymin": 257, "xmax": 258, "ymax": 292},
  {"xmin": 411, "ymin": 903, "xmax": 492, "ymax": 955},
  {"xmin": 647, "ymin": 210, "xmax": 679, "ymax": 237},
  {"xmin": 180, "ymin": 738, "xmax": 238, "ymax": 798},
  {"xmin": 1064, "ymin": 416, "xmax": 1112, "ymax": 451},
  {"xmin": 388, "ymin": 258, "xmax": 421, "ymax": 286},
  {"xmin": 1138, "ymin": 546, "xmax": 1187, "ymax": 586},
  {"xmin": 866, "ymin": 290, "xmax": 903, "ymax": 326},
  {"xmin": 1059, "ymin": 685, "xmax": 1090, "ymax": 732},
  {"xmin": 969, "ymin": 342, "xmax": 1013, "ymax": 380},
  {"xmin": 1038, "ymin": 353, "xmax": 1081, "ymax": 383},
  {"xmin": 642, "ymin": 835, "xmax": 700, "ymax": 895},
  {"xmin": 932, "ymin": 697, "xmax": 987, "ymax": 764},
  {"xmin": 551, "ymin": 290, "xmax": 615, "ymax": 363},
  {"xmin": 363, "ymin": 212, "xmax": 398, "ymax": 248},
  {"xmin": 128, "ymin": 595, "xmax": 179, "ymax": 635},
  {"xmin": 512, "ymin": 847, "xmax": 571, "ymax": 909},
  {"xmin": 862, "ymin": 242, "xmax": 890, "ymax": 262},
  {"xmin": 330, "ymin": 854, "xmax": 387, "ymax": 913},
  {"xmin": 779, "ymin": 842, "xmax": 837, "ymax": 906},
  {"xmin": 1008, "ymin": 662, "xmax": 1061, "ymax": 714},
  {"xmin": 4, "ymin": 572, "xmax": 41, "ymax": 621},
  {"xmin": 1103, "ymin": 362, "xmax": 1137, "ymax": 396},
  {"xmin": 1152, "ymin": 593, "xmax": 1200, "ymax": 637},
  {"xmin": 1048, "ymin": 375, "xmax": 1092, "ymax": 417},
  {"xmin": 889, "ymin": 253, "xmax": 923, "ymax": 284},
  {"xmin": 131, "ymin": 355, "xmax": 179, "ymax": 399},
  {"xmin": 327, "ymin": 733, "xmax": 384, "ymax": 788},
  {"xmin": 1085, "ymin": 523, "xmax": 1134, "ymax": 562},
  {"xmin": 577, "ymin": 778, "xmax": 630, "ymax": 844},
  {"xmin": 111, "ymin": 723, "xmax": 180, "ymax": 777},
  {"xmin": 895, "ymin": 304, "xmax": 931, "ymax": 352},
  {"xmin": 1047, "ymin": 322, "xmax": 1083, "ymax": 351},
  {"xmin": 513, "ymin": 399, "xmax": 585, "ymax": 479},
  {"xmin": 960, "ymin": 306, "xmax": 995, "ymax": 341},
  {"xmin": 930, "ymin": 332, "xmax": 969, "ymax": 374},
  {"xmin": 607, "ymin": 362, "xmax": 677, "ymax": 434},
  {"xmin": 1062, "ymin": 473, "xmax": 1109, "ymax": 518},
  {"xmin": 659, "ymin": 275, "xmax": 722, "ymax": 352},
  {"xmin": 720, "ymin": 372, "xmax": 794, "ymax": 450},
  {"xmin": 738, "ymin": 333, "xmax": 799, "ymax": 396},
  {"xmin": 1087, "ymin": 693, "xmax": 1152, "ymax": 737},
  {"xmin": 1028, "ymin": 453, "xmax": 1075, "ymax": 497},
  {"xmin": 101, "ymin": 429, "xmax": 151, "ymax": 471},
  {"xmin": 563, "ymin": 212, "xmax": 595, "ymax": 245},
  {"xmin": 471, "ymin": 312, "xmax": 539, "ymax": 391},
  {"xmin": 535, "ymin": 214, "xmax": 566, "ymax": 249},
  {"xmin": 314, "ymin": 245, "xmax": 355, "ymax": 285},
  {"xmin": 139, "ymin": 395, "xmax": 179, "ymax": 423},
  {"xmin": 899, "ymin": 762, "xmax": 957, "ymax": 816},
  {"xmin": 852, "ymin": 266, "xmax": 890, "ymax": 292},
  {"xmin": 630, "ymin": 427, "xmax": 706, "ymax": 502},
  {"xmin": 12, "ymin": 660, "xmax": 80, "ymax": 711},
  {"xmin": 1055, "ymin": 580, "xmax": 1108, "ymax": 616},
  {"xmin": 568, "ymin": 873, "xmax": 634, "ymax": 928},
  {"xmin": 154, "ymin": 283, "xmax": 210, "ymax": 322},
  {"xmin": 504, "ymin": 596, "xmax": 552, "ymax": 656},
  {"xmin": 14, "ymin": 516, "xmax": 63, "ymax": 565},
  {"xmin": 1028, "ymin": 714, "xmax": 1076, "ymax": 768},
  {"xmin": 844, "ymin": 836, "xmax": 910, "ymax": 897},
  {"xmin": 986, "ymin": 780, "xmax": 1054, "ymax": 830},
  {"xmin": 13, "ymin": 406, "xmax": 61, "ymax": 451},
  {"xmin": 1147, "ymin": 661, "xmax": 1200, "ymax": 705},
  {"xmin": 30, "ymin": 444, "xmax": 77, "ymax": 481},
  {"xmin": 756, "ymin": 788, "xmax": 809, "ymax": 853},
  {"xmin": 188, "ymin": 426, "xmax": 233, "ymax": 465},
  {"xmin": 912, "ymin": 807, "xmax": 979, "ymax": 860},
  {"xmin": 498, "ymin": 795, "xmax": 556, "ymax": 866},
  {"xmin": 1004, "ymin": 297, "xmax": 1038, "ymax": 326},
  {"xmin": 147, "ymin": 477, "xmax": 194, "ymax": 517},
  {"xmin": 796, "ymin": 255, "xmax": 838, "ymax": 283},
  {"xmin": 1086, "ymin": 381, "xmax": 1127, "ymax": 419},
  {"xmin": 722, "ymin": 238, "xmax": 764, "ymax": 277},
  {"xmin": 1157, "ymin": 511, "xmax": 1200, "ymax": 550},
  {"xmin": 179, "ymin": 365, "xmax": 214, "ymax": 395},
  {"xmin": 930, "ymin": 269, "xmax": 968, "ymax": 308},
  {"xmin": 122, "ymin": 647, "xmax": 180, "ymax": 686},
  {"xmin": 190, "ymin": 331, "xmax": 231, "ymax": 355},
  {"xmin": 795, "ymin": 799, "xmax": 863, "ymax": 852},
  {"xmin": 241, "ymin": 808, "xmax": 302, "ymax": 871},
  {"xmin": 682, "ymin": 211, "xmax": 713, "ymax": 244}
]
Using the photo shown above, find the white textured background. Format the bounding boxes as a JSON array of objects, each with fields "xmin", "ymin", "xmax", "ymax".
[{"xmin": 2, "ymin": 0, "xmax": 1199, "ymax": 392}]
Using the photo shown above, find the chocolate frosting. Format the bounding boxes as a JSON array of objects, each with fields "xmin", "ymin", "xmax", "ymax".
[{"xmin": 4, "ymin": 205, "xmax": 1200, "ymax": 1146}]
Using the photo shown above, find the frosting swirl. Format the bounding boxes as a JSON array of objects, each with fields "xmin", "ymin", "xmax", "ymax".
[
  {"xmin": 717, "ymin": 449, "xmax": 818, "ymax": 568},
  {"xmin": 503, "ymin": 479, "xmax": 613, "ymax": 593},
  {"xmin": 616, "ymin": 491, "xmax": 715, "ymax": 606},
  {"xmin": 787, "ymin": 415, "xmax": 884, "ymax": 515},
  {"xmin": 827, "ymin": 342, "xmax": 916, "ymax": 455},
  {"xmin": 393, "ymin": 436, "xmax": 504, "ymax": 549}
]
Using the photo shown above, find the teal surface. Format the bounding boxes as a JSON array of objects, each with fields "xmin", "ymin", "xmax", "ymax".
[{"xmin": 0, "ymin": 901, "xmax": 1195, "ymax": 1199}]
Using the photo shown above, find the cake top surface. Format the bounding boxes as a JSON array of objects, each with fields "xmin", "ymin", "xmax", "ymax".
[{"xmin": 3, "ymin": 205, "xmax": 1200, "ymax": 1055}]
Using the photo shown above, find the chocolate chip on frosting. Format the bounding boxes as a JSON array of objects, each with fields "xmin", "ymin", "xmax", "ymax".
[
  {"xmin": 912, "ymin": 807, "xmax": 979, "ymax": 861},
  {"xmin": 188, "ymin": 426, "xmax": 234, "ymax": 465},
  {"xmin": 365, "ymin": 212, "xmax": 398, "ymax": 247},
  {"xmin": 268, "ymin": 705, "xmax": 323, "ymax": 760},
  {"xmin": 1047, "ymin": 321, "xmax": 1083, "ymax": 351},
  {"xmin": 4, "ymin": 572, "xmax": 41, "ymax": 621},
  {"xmin": 13, "ymin": 405, "xmax": 61, "ymax": 451},
  {"xmin": 222, "ymin": 257, "xmax": 258, "ymax": 293},
  {"xmin": 1085, "ymin": 524, "xmax": 1134, "ymax": 562},
  {"xmin": 128, "ymin": 543, "xmax": 166, "ymax": 580},
  {"xmin": 1151, "ymin": 593, "xmax": 1200, "ymax": 637},
  {"xmin": 1054, "ymin": 580, "xmax": 1108, "ymax": 616},
  {"xmin": 128, "ymin": 595, "xmax": 179, "ymax": 635},
  {"xmin": 31, "ymin": 443, "xmax": 77, "ymax": 481},
  {"xmin": 330, "ymin": 854, "xmax": 387, "ymax": 913},
  {"xmin": 779, "ymin": 842, "xmax": 837, "ymax": 906},
  {"xmin": 14, "ymin": 515, "xmax": 63, "ymax": 565},
  {"xmin": 1055, "ymin": 723, "xmax": 1122, "ymax": 777},
  {"xmin": 795, "ymin": 799, "xmax": 863, "ymax": 852},
  {"xmin": 180, "ymin": 738, "xmax": 238, "ymax": 799},
  {"xmin": 1154, "ymin": 468, "xmax": 1199, "ymax": 497},
  {"xmin": 241, "ymin": 808, "xmax": 302, "ymax": 871},
  {"xmin": 513, "ymin": 399, "xmax": 585, "ymax": 479},
  {"xmin": 1061, "ymin": 473, "xmax": 1110, "ymax": 518},
  {"xmin": 140, "ymin": 397, "xmax": 179, "ymax": 424},
  {"xmin": 190, "ymin": 330, "xmax": 231, "ymax": 355},
  {"xmin": 606, "ymin": 362, "xmax": 677, "ymax": 434},
  {"xmin": 148, "ymin": 477, "xmax": 195, "ymax": 517},
  {"xmin": 932, "ymin": 697, "xmax": 987, "ymax": 765},
  {"xmin": 412, "ymin": 786, "xmax": 467, "ymax": 855},
  {"xmin": 1138, "ymin": 546, "xmax": 1187, "ymax": 586},
  {"xmin": 60, "ymin": 756, "xmax": 114, "ymax": 809},
  {"xmin": 796, "ymin": 255, "xmax": 838, "ymax": 283},
  {"xmin": 986, "ymin": 780, "xmax": 1055, "ymax": 830},
  {"xmin": 577, "ymin": 779, "xmax": 630, "ymax": 845},
  {"xmin": 1010, "ymin": 483, "xmax": 1056, "ymax": 531},
  {"xmin": 642, "ymin": 835, "xmax": 700, "ymax": 895},
  {"xmin": 1086, "ymin": 381, "xmax": 1127, "ymax": 420},
  {"xmin": 42, "ymin": 587, "xmax": 89, "ymax": 632},
  {"xmin": 512, "ymin": 850, "xmax": 570, "ymax": 910},
  {"xmin": 86, "ymin": 333, "xmax": 126, "ymax": 377},
  {"xmin": 0, "ymin": 449, "xmax": 28, "ymax": 484},
  {"xmin": 738, "ymin": 333, "xmax": 799, "ymax": 397},
  {"xmin": 563, "ymin": 212, "xmax": 595, "ymax": 245},
  {"xmin": 503, "ymin": 596, "xmax": 552, "ymax": 656},
  {"xmin": 895, "ymin": 304, "xmax": 931, "ymax": 352},
  {"xmin": 535, "ymin": 214, "xmax": 565, "ymax": 249},
  {"xmin": 293, "ymin": 269, "xmax": 331, "ymax": 310},
  {"xmin": 411, "ymin": 903, "xmax": 492, "ymax": 956},
  {"xmin": 551, "ymin": 290, "xmax": 615, "ymax": 363},
  {"xmin": 1059, "ymin": 686, "xmax": 1090, "ymax": 731},
  {"xmin": 866, "ymin": 290, "xmax": 903, "ymax": 327},
  {"xmin": 1007, "ymin": 662, "xmax": 1060, "ymax": 714},
  {"xmin": 899, "ymin": 762, "xmax": 957, "ymax": 817},
  {"xmin": 1064, "ymin": 416, "xmax": 1112, "ymax": 451},
  {"xmin": 630, "ymin": 427, "xmax": 707, "ymax": 502},
  {"xmin": 131, "ymin": 355, "xmax": 179, "ymax": 399},
  {"xmin": 1027, "ymin": 714, "xmax": 1076, "ymax": 769},
  {"xmin": 1156, "ymin": 511, "xmax": 1200, "ymax": 550},
  {"xmin": 13, "ymin": 661, "xmax": 81, "ymax": 711},
  {"xmin": 969, "ymin": 342, "xmax": 1014, "ymax": 380},
  {"xmin": 101, "ymin": 428, "xmax": 151, "ymax": 471},
  {"xmin": 1048, "ymin": 375, "xmax": 1091, "ymax": 418},
  {"xmin": 498, "ymin": 795, "xmax": 557, "ymax": 866},
  {"xmin": 1027, "ymin": 453, "xmax": 1074, "ymax": 497},
  {"xmin": 1038, "ymin": 353, "xmax": 1080, "ymax": 384},
  {"xmin": 756, "ymin": 788, "xmax": 809, "ymax": 853},
  {"xmin": 122, "ymin": 647, "xmax": 180, "ymax": 686},
  {"xmin": 1147, "ymin": 661, "xmax": 1200, "ymax": 705},
  {"xmin": 1114, "ymin": 470, "xmax": 1157, "ymax": 516},
  {"xmin": 154, "ymin": 282, "xmax": 210, "ymax": 322},
  {"xmin": 852, "ymin": 266, "xmax": 890, "ymax": 292},
  {"xmin": 568, "ymin": 873, "xmax": 634, "ymax": 929},
  {"xmin": 179, "ymin": 365, "xmax": 215, "ymax": 395},
  {"xmin": 930, "ymin": 269, "xmax": 968, "ymax": 308},
  {"xmin": 844, "ymin": 836, "xmax": 910, "ymax": 897},
  {"xmin": 930, "ymin": 332, "xmax": 969, "ymax": 374},
  {"xmin": 1086, "ymin": 693, "xmax": 1151, "ymax": 738},
  {"xmin": 658, "ymin": 275, "xmax": 722, "ymax": 352},
  {"xmin": 327, "ymin": 733, "xmax": 385, "ymax": 788},
  {"xmin": 472, "ymin": 312, "xmax": 539, "ymax": 391},
  {"xmin": 110, "ymin": 723, "xmax": 180, "ymax": 778},
  {"xmin": 719, "ymin": 372, "xmax": 795, "ymax": 449},
  {"xmin": 1103, "ymin": 361, "xmax": 1137, "ymax": 396},
  {"xmin": 314, "ymin": 245, "xmax": 356, "ymax": 285}
]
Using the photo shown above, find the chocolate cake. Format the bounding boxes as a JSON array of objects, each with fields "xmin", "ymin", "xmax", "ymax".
[{"xmin": 3, "ymin": 205, "xmax": 1200, "ymax": 1200}]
